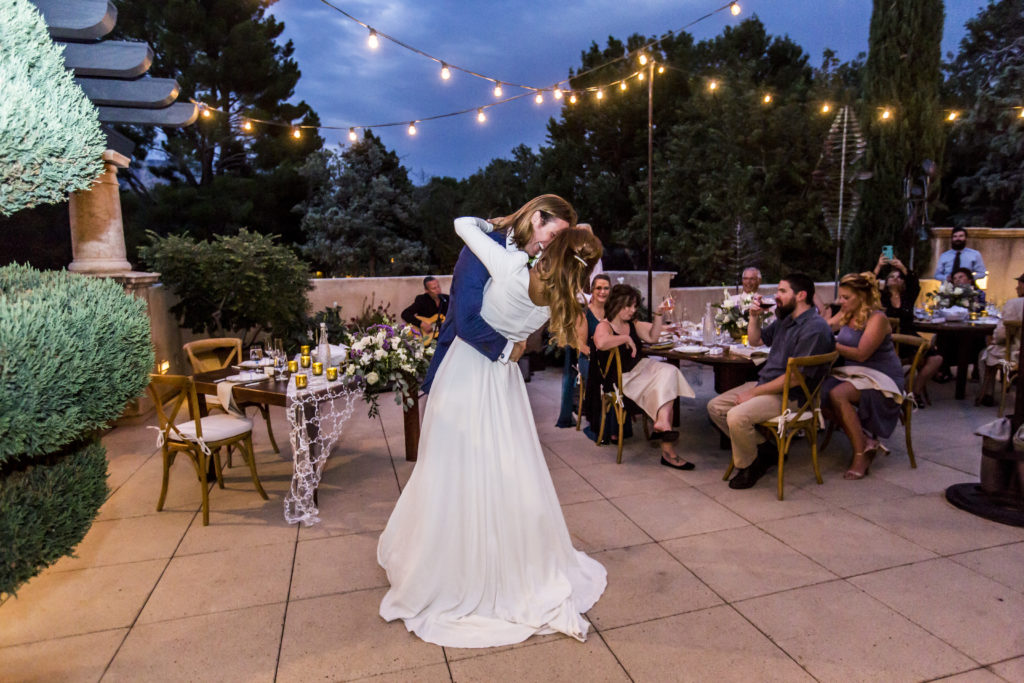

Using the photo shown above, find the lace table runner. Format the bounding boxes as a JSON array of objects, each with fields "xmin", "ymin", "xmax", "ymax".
[{"xmin": 282, "ymin": 373, "xmax": 360, "ymax": 526}]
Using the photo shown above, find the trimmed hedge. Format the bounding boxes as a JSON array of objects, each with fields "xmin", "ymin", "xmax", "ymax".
[
  {"xmin": 0, "ymin": 439, "xmax": 108, "ymax": 596},
  {"xmin": 0, "ymin": 264, "xmax": 153, "ymax": 595},
  {"xmin": 0, "ymin": 265, "xmax": 153, "ymax": 461}
]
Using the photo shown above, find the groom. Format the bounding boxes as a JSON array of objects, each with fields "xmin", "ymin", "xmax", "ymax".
[{"xmin": 421, "ymin": 211, "xmax": 571, "ymax": 393}]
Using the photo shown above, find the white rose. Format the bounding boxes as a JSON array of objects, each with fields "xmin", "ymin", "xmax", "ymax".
[
  {"xmin": 360, "ymin": 354, "xmax": 371, "ymax": 366},
  {"xmin": 346, "ymin": 364, "xmax": 356, "ymax": 376},
  {"xmin": 366, "ymin": 371, "xmax": 379, "ymax": 385},
  {"xmin": 374, "ymin": 349, "xmax": 386, "ymax": 360}
]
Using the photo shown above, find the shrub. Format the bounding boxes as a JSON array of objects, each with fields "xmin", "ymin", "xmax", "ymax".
[
  {"xmin": 139, "ymin": 229, "xmax": 311, "ymax": 346},
  {"xmin": 0, "ymin": 264, "xmax": 153, "ymax": 596},
  {"xmin": 0, "ymin": 0, "xmax": 105, "ymax": 216}
]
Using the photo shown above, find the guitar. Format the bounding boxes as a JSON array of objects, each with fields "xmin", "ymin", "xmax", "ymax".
[{"xmin": 413, "ymin": 314, "xmax": 444, "ymax": 344}]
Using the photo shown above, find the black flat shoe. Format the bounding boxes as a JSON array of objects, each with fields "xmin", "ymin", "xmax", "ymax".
[
  {"xmin": 661, "ymin": 456, "xmax": 695, "ymax": 470},
  {"xmin": 650, "ymin": 430, "xmax": 680, "ymax": 443}
]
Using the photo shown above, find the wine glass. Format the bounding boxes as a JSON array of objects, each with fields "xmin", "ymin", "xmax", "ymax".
[{"xmin": 250, "ymin": 344, "xmax": 263, "ymax": 363}]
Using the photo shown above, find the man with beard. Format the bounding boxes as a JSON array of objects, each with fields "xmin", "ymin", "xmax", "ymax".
[
  {"xmin": 707, "ymin": 273, "xmax": 835, "ymax": 489},
  {"xmin": 933, "ymin": 227, "xmax": 986, "ymax": 283}
]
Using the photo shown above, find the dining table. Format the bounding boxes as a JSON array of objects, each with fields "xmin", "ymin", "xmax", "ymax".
[{"xmin": 914, "ymin": 319, "xmax": 997, "ymax": 400}]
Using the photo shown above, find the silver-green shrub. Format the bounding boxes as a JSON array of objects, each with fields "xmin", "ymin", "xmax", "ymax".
[
  {"xmin": 0, "ymin": 265, "xmax": 153, "ymax": 595},
  {"xmin": 0, "ymin": 0, "xmax": 105, "ymax": 216}
]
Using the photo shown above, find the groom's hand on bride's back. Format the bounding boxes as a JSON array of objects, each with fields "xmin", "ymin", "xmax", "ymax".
[{"xmin": 509, "ymin": 341, "xmax": 527, "ymax": 363}]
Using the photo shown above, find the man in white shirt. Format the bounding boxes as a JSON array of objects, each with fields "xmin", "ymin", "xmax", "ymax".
[{"xmin": 933, "ymin": 227, "xmax": 986, "ymax": 282}]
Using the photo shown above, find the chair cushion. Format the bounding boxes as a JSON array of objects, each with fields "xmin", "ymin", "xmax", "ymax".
[
  {"xmin": 173, "ymin": 414, "xmax": 253, "ymax": 443},
  {"xmin": 763, "ymin": 411, "xmax": 816, "ymax": 426}
]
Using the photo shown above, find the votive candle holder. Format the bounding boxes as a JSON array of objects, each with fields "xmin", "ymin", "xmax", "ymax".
[
  {"xmin": 300, "ymin": 345, "xmax": 311, "ymax": 355},
  {"xmin": 326, "ymin": 366, "xmax": 338, "ymax": 381},
  {"xmin": 300, "ymin": 354, "xmax": 311, "ymax": 368},
  {"xmin": 287, "ymin": 360, "xmax": 298, "ymax": 373},
  {"xmin": 294, "ymin": 373, "xmax": 308, "ymax": 389},
  {"xmin": 312, "ymin": 361, "xmax": 323, "ymax": 375}
]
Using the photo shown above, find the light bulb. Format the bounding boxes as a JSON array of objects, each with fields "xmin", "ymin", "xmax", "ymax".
[
  {"xmin": 553, "ymin": 89, "xmax": 563, "ymax": 100},
  {"xmin": 638, "ymin": 53, "xmax": 648, "ymax": 66},
  {"xmin": 708, "ymin": 80, "xmax": 718, "ymax": 91},
  {"xmin": 763, "ymin": 93, "xmax": 772, "ymax": 104},
  {"xmin": 730, "ymin": 2, "xmax": 741, "ymax": 16},
  {"xmin": 201, "ymin": 106, "xmax": 211, "ymax": 118},
  {"xmin": 535, "ymin": 91, "xmax": 544, "ymax": 104},
  {"xmin": 440, "ymin": 64, "xmax": 451, "ymax": 80},
  {"xmin": 493, "ymin": 82, "xmax": 503, "ymax": 97},
  {"xmin": 292, "ymin": 127, "xmax": 302, "ymax": 139},
  {"xmin": 881, "ymin": 109, "xmax": 892, "ymax": 120},
  {"xmin": 638, "ymin": 71, "xmax": 645, "ymax": 81},
  {"xmin": 620, "ymin": 81, "xmax": 627, "ymax": 91},
  {"xmin": 408, "ymin": 122, "xmax": 417, "ymax": 135},
  {"xmin": 368, "ymin": 29, "xmax": 379, "ymax": 49},
  {"xmin": 348, "ymin": 127, "xmax": 357, "ymax": 142},
  {"xmin": 947, "ymin": 111, "xmax": 958, "ymax": 121},
  {"xmin": 477, "ymin": 108, "xmax": 486, "ymax": 123},
  {"xmin": 596, "ymin": 89, "xmax": 604, "ymax": 100},
  {"xmin": 821, "ymin": 103, "xmax": 831, "ymax": 113},
  {"xmin": 1019, "ymin": 108, "xmax": 1024, "ymax": 118},
  {"xmin": 569, "ymin": 93, "xmax": 577, "ymax": 104},
  {"xmin": 657, "ymin": 65, "xmax": 665, "ymax": 74},
  {"xmin": 242, "ymin": 119, "xmax": 252, "ymax": 131}
]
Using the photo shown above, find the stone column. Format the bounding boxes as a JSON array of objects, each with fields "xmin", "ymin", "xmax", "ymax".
[{"xmin": 68, "ymin": 149, "xmax": 133, "ymax": 274}]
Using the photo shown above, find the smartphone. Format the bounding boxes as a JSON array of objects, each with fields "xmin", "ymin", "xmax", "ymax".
[{"xmin": 881, "ymin": 245, "xmax": 894, "ymax": 260}]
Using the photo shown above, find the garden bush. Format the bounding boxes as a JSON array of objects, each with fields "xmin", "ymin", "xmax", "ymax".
[{"xmin": 0, "ymin": 265, "xmax": 153, "ymax": 595}]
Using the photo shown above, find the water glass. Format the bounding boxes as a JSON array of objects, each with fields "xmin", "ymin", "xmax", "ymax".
[{"xmin": 250, "ymin": 344, "xmax": 263, "ymax": 362}]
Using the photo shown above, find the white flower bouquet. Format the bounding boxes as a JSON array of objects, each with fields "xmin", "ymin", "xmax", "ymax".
[
  {"xmin": 929, "ymin": 282, "xmax": 981, "ymax": 312},
  {"xmin": 341, "ymin": 322, "xmax": 435, "ymax": 418},
  {"xmin": 714, "ymin": 290, "xmax": 773, "ymax": 339}
]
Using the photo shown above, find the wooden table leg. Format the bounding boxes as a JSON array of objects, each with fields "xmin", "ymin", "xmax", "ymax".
[
  {"xmin": 404, "ymin": 390, "xmax": 420, "ymax": 461},
  {"xmin": 955, "ymin": 341, "xmax": 970, "ymax": 400}
]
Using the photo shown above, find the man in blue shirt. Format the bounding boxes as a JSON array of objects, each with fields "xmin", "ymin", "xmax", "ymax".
[
  {"xmin": 707, "ymin": 273, "xmax": 836, "ymax": 489},
  {"xmin": 933, "ymin": 227, "xmax": 986, "ymax": 282}
]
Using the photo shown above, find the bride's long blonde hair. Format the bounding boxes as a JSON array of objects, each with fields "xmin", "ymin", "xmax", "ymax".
[
  {"xmin": 490, "ymin": 194, "xmax": 577, "ymax": 250},
  {"xmin": 534, "ymin": 228, "xmax": 603, "ymax": 348}
]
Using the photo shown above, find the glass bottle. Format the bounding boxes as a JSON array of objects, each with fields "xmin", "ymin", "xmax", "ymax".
[
  {"xmin": 702, "ymin": 302, "xmax": 715, "ymax": 346},
  {"xmin": 317, "ymin": 321, "xmax": 331, "ymax": 367}
]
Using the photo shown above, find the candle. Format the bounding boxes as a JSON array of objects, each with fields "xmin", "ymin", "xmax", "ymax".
[
  {"xmin": 287, "ymin": 360, "xmax": 298, "ymax": 373},
  {"xmin": 312, "ymin": 361, "xmax": 323, "ymax": 375},
  {"xmin": 300, "ymin": 354, "xmax": 311, "ymax": 368},
  {"xmin": 300, "ymin": 345, "xmax": 311, "ymax": 355},
  {"xmin": 294, "ymin": 373, "xmax": 308, "ymax": 389},
  {"xmin": 326, "ymin": 366, "xmax": 338, "ymax": 381}
]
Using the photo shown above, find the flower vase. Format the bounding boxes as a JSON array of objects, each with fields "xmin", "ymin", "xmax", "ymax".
[{"xmin": 728, "ymin": 328, "xmax": 744, "ymax": 341}]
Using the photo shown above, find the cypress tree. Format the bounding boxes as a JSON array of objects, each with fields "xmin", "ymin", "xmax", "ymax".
[{"xmin": 849, "ymin": 0, "xmax": 945, "ymax": 272}]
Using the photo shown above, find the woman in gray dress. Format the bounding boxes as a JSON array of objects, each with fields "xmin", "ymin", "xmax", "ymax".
[{"xmin": 823, "ymin": 272, "xmax": 905, "ymax": 480}]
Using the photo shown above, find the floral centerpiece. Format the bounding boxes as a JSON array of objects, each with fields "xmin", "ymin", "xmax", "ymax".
[
  {"xmin": 340, "ymin": 323, "xmax": 435, "ymax": 418},
  {"xmin": 928, "ymin": 282, "xmax": 982, "ymax": 313},
  {"xmin": 713, "ymin": 290, "xmax": 773, "ymax": 339}
]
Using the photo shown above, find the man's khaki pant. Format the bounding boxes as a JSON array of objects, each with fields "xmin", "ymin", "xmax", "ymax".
[{"xmin": 706, "ymin": 381, "xmax": 788, "ymax": 469}]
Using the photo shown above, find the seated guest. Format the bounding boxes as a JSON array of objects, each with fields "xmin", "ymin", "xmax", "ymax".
[
  {"xmin": 823, "ymin": 273, "xmax": 905, "ymax": 480},
  {"xmin": 874, "ymin": 253, "xmax": 942, "ymax": 401},
  {"xmin": 707, "ymin": 273, "xmax": 835, "ymax": 489},
  {"xmin": 951, "ymin": 267, "xmax": 987, "ymax": 306},
  {"xmin": 400, "ymin": 276, "xmax": 450, "ymax": 337},
  {"xmin": 977, "ymin": 272, "xmax": 1024, "ymax": 406},
  {"xmin": 740, "ymin": 267, "xmax": 762, "ymax": 294},
  {"xmin": 590, "ymin": 284, "xmax": 696, "ymax": 469},
  {"xmin": 933, "ymin": 227, "xmax": 986, "ymax": 282}
]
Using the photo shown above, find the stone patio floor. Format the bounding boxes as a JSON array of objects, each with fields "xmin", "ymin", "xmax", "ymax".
[{"xmin": 2, "ymin": 365, "xmax": 1024, "ymax": 682}]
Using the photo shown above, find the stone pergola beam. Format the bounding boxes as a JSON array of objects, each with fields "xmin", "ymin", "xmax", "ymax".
[
  {"xmin": 61, "ymin": 41, "xmax": 153, "ymax": 78},
  {"xmin": 36, "ymin": 0, "xmax": 116, "ymax": 41},
  {"xmin": 78, "ymin": 77, "xmax": 180, "ymax": 109}
]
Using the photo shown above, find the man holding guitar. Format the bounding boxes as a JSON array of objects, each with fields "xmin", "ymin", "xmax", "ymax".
[{"xmin": 401, "ymin": 276, "xmax": 450, "ymax": 341}]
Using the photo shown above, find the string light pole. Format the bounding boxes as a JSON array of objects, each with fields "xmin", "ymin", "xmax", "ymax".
[{"xmin": 646, "ymin": 57, "xmax": 655, "ymax": 310}]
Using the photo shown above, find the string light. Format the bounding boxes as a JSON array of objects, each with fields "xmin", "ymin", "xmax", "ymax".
[
  {"xmin": 200, "ymin": 105, "xmax": 211, "ymax": 118},
  {"xmin": 535, "ymin": 91, "xmax": 544, "ymax": 104},
  {"xmin": 821, "ymin": 103, "xmax": 831, "ymax": 114},
  {"xmin": 881, "ymin": 108, "xmax": 892, "ymax": 120},
  {"xmin": 708, "ymin": 79, "xmax": 718, "ymax": 91},
  {"xmin": 620, "ymin": 81, "xmax": 627, "ymax": 91},
  {"xmin": 1019, "ymin": 108, "xmax": 1024, "ymax": 119},
  {"xmin": 367, "ymin": 28, "xmax": 379, "ymax": 49},
  {"xmin": 569, "ymin": 93, "xmax": 578, "ymax": 104},
  {"xmin": 440, "ymin": 64, "xmax": 451, "ymax": 80},
  {"xmin": 596, "ymin": 89, "xmax": 604, "ymax": 100},
  {"xmin": 241, "ymin": 119, "xmax": 253, "ymax": 132},
  {"xmin": 553, "ymin": 89, "xmax": 563, "ymax": 100},
  {"xmin": 730, "ymin": 2, "xmax": 741, "ymax": 16},
  {"xmin": 477, "ymin": 108, "xmax": 486, "ymax": 123},
  {"xmin": 762, "ymin": 93, "xmax": 772, "ymax": 104},
  {"xmin": 947, "ymin": 111, "xmax": 958, "ymax": 122},
  {"xmin": 408, "ymin": 121, "xmax": 417, "ymax": 135},
  {"xmin": 639, "ymin": 53, "xmax": 648, "ymax": 66},
  {"xmin": 292, "ymin": 127, "xmax": 302, "ymax": 139},
  {"xmin": 493, "ymin": 82, "xmax": 503, "ymax": 97},
  {"xmin": 657, "ymin": 65, "xmax": 665, "ymax": 74},
  {"xmin": 348, "ymin": 127, "xmax": 357, "ymax": 141}
]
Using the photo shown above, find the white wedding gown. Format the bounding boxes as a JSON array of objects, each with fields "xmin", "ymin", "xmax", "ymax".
[{"xmin": 378, "ymin": 217, "xmax": 607, "ymax": 648}]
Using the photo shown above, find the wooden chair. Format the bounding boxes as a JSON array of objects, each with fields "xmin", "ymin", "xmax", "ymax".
[
  {"xmin": 575, "ymin": 356, "xmax": 586, "ymax": 431},
  {"xmin": 595, "ymin": 348, "xmax": 650, "ymax": 463},
  {"xmin": 997, "ymin": 321, "xmax": 1020, "ymax": 417},
  {"xmin": 183, "ymin": 337, "xmax": 279, "ymax": 454},
  {"xmin": 148, "ymin": 374, "xmax": 267, "ymax": 526},
  {"xmin": 891, "ymin": 333, "xmax": 932, "ymax": 468},
  {"xmin": 887, "ymin": 316, "xmax": 900, "ymax": 334},
  {"xmin": 723, "ymin": 351, "xmax": 839, "ymax": 500}
]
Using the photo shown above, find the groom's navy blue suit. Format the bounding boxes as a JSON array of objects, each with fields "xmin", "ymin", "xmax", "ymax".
[{"xmin": 422, "ymin": 230, "xmax": 511, "ymax": 393}]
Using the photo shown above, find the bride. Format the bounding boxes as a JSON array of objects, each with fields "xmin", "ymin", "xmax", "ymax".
[{"xmin": 378, "ymin": 198, "xmax": 607, "ymax": 648}]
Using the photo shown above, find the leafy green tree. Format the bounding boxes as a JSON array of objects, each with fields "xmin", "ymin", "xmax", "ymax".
[
  {"xmin": 943, "ymin": 0, "xmax": 1024, "ymax": 227},
  {"xmin": 0, "ymin": 0, "xmax": 104, "ymax": 216},
  {"xmin": 111, "ymin": 0, "xmax": 323, "ymax": 186},
  {"xmin": 138, "ymin": 229, "xmax": 311, "ymax": 345},
  {"xmin": 850, "ymin": 0, "xmax": 945, "ymax": 271},
  {"xmin": 297, "ymin": 133, "xmax": 429, "ymax": 277},
  {"xmin": 414, "ymin": 176, "xmax": 467, "ymax": 273}
]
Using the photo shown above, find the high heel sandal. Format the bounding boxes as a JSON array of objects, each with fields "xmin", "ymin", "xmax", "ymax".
[{"xmin": 844, "ymin": 449, "xmax": 875, "ymax": 480}]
